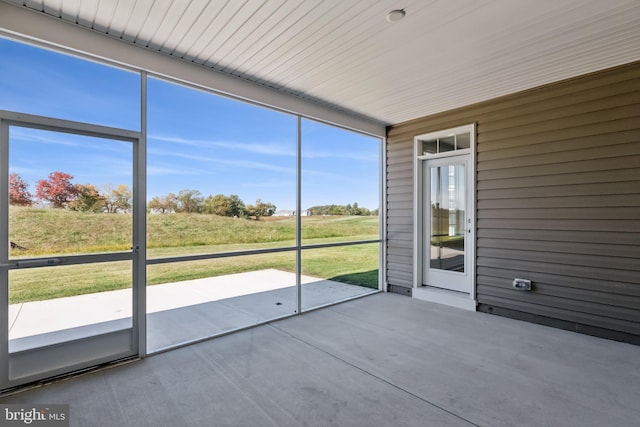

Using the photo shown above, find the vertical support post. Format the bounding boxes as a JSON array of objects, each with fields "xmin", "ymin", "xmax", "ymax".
[
  {"xmin": 135, "ymin": 72, "xmax": 148, "ymax": 357},
  {"xmin": 0, "ymin": 118, "xmax": 10, "ymax": 388},
  {"xmin": 296, "ymin": 115, "xmax": 302, "ymax": 314},
  {"xmin": 379, "ymin": 136, "xmax": 386, "ymax": 292}
]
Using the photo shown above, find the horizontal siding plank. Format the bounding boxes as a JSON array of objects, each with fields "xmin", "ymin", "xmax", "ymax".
[
  {"xmin": 387, "ymin": 254, "xmax": 413, "ymax": 266},
  {"xmin": 478, "ymin": 156, "xmax": 640, "ymax": 183},
  {"xmin": 476, "ymin": 287, "xmax": 640, "ymax": 329},
  {"xmin": 387, "ymin": 155, "xmax": 414, "ymax": 166},
  {"xmin": 477, "ymin": 266, "xmax": 640, "ymax": 297},
  {"xmin": 477, "ymin": 218, "xmax": 640, "ymax": 232},
  {"xmin": 386, "ymin": 191, "xmax": 412, "ymax": 201},
  {"xmin": 386, "ymin": 248, "xmax": 413, "ymax": 259},
  {"xmin": 386, "ymin": 145, "xmax": 414, "ymax": 158},
  {"xmin": 477, "ymin": 294, "xmax": 640, "ymax": 336},
  {"xmin": 471, "ymin": 66, "xmax": 640, "ymax": 122},
  {"xmin": 387, "ymin": 269, "xmax": 413, "ymax": 282},
  {"xmin": 479, "ymin": 104, "xmax": 640, "ymax": 143},
  {"xmin": 386, "ymin": 195, "xmax": 413, "ymax": 205},
  {"xmin": 387, "ymin": 279, "xmax": 413, "ymax": 289},
  {"xmin": 478, "ymin": 237, "xmax": 639, "ymax": 258},
  {"xmin": 387, "ymin": 236, "xmax": 412, "ymax": 245},
  {"xmin": 387, "ymin": 264, "xmax": 412, "ymax": 276},
  {"xmin": 387, "ymin": 168, "xmax": 413, "ymax": 181},
  {"xmin": 477, "ymin": 194, "xmax": 640, "ymax": 209},
  {"xmin": 386, "ymin": 224, "xmax": 413, "ymax": 234},
  {"xmin": 477, "ymin": 247, "xmax": 640, "ymax": 271},
  {"xmin": 387, "ymin": 239, "xmax": 413, "ymax": 248},
  {"xmin": 387, "ymin": 216, "xmax": 413, "ymax": 226},
  {"xmin": 478, "ymin": 207, "xmax": 640, "ymax": 220},
  {"xmin": 478, "ymin": 170, "xmax": 639, "ymax": 190},
  {"xmin": 477, "ymin": 129, "xmax": 640, "ymax": 162},
  {"xmin": 478, "ymin": 181, "xmax": 639, "ymax": 199},
  {"xmin": 477, "ymin": 256, "xmax": 635, "ymax": 283},
  {"xmin": 477, "ymin": 282, "xmax": 640, "ymax": 322},
  {"xmin": 386, "ymin": 200, "xmax": 412, "ymax": 210},
  {"xmin": 387, "ymin": 163, "xmax": 414, "ymax": 175},
  {"xmin": 386, "ymin": 211, "xmax": 412, "ymax": 220},
  {"xmin": 478, "ymin": 116, "xmax": 639, "ymax": 151},
  {"xmin": 387, "ymin": 232, "xmax": 413, "ymax": 245},
  {"xmin": 478, "ymin": 88, "xmax": 640, "ymax": 134},
  {"xmin": 387, "ymin": 172, "xmax": 412, "ymax": 182},
  {"xmin": 387, "ymin": 251, "xmax": 413, "ymax": 262},
  {"xmin": 476, "ymin": 229, "xmax": 640, "ymax": 245},
  {"xmin": 477, "ymin": 142, "xmax": 640, "ymax": 172}
]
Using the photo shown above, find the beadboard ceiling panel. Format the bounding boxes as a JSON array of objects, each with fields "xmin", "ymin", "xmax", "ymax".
[{"xmin": 2, "ymin": 0, "xmax": 640, "ymax": 126}]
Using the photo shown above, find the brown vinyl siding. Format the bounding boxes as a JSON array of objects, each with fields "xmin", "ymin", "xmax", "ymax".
[{"xmin": 386, "ymin": 61, "xmax": 640, "ymax": 341}]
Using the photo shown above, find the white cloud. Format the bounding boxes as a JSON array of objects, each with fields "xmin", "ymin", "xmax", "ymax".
[{"xmin": 148, "ymin": 134, "xmax": 295, "ymax": 156}]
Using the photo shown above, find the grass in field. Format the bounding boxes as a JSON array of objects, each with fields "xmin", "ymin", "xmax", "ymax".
[
  {"xmin": 8, "ymin": 207, "xmax": 379, "ymax": 303},
  {"xmin": 9, "ymin": 206, "xmax": 378, "ymax": 257}
]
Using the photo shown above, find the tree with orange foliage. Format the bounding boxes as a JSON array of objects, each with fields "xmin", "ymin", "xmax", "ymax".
[
  {"xmin": 9, "ymin": 172, "xmax": 32, "ymax": 206},
  {"xmin": 35, "ymin": 171, "xmax": 78, "ymax": 208}
]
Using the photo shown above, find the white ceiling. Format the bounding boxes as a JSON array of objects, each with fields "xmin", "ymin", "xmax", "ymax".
[{"xmin": 3, "ymin": 0, "xmax": 640, "ymax": 126}]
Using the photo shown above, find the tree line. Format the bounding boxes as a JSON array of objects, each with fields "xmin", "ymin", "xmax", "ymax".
[
  {"xmin": 308, "ymin": 203, "xmax": 377, "ymax": 216},
  {"xmin": 9, "ymin": 171, "xmax": 276, "ymax": 219},
  {"xmin": 148, "ymin": 191, "xmax": 276, "ymax": 219},
  {"xmin": 10, "ymin": 172, "xmax": 131, "ymax": 213},
  {"xmin": 10, "ymin": 171, "xmax": 376, "ymax": 218}
]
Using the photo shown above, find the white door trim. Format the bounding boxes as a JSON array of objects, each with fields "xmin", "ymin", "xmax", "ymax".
[{"xmin": 413, "ymin": 124, "xmax": 476, "ymax": 311}]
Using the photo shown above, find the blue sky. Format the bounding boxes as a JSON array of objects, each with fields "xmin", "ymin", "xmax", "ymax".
[{"xmin": 1, "ymin": 37, "xmax": 380, "ymax": 211}]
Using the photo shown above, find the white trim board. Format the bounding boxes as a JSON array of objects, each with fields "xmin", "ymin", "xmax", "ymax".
[{"xmin": 413, "ymin": 287, "xmax": 476, "ymax": 312}]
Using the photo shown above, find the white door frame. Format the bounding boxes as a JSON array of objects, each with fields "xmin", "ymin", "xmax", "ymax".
[
  {"xmin": 0, "ymin": 110, "xmax": 145, "ymax": 390},
  {"xmin": 413, "ymin": 124, "xmax": 476, "ymax": 311}
]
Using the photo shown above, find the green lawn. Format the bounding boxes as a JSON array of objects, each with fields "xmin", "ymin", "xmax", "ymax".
[
  {"xmin": 9, "ymin": 207, "xmax": 378, "ymax": 256},
  {"xmin": 8, "ymin": 207, "xmax": 380, "ymax": 303}
]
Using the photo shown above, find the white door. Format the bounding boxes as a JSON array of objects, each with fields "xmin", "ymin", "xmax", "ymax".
[
  {"xmin": 422, "ymin": 156, "xmax": 473, "ymax": 293},
  {"xmin": 1, "ymin": 111, "xmax": 144, "ymax": 391}
]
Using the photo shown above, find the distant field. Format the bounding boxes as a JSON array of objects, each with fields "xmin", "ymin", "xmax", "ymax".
[
  {"xmin": 9, "ymin": 206, "xmax": 379, "ymax": 256},
  {"xmin": 8, "ymin": 207, "xmax": 380, "ymax": 303}
]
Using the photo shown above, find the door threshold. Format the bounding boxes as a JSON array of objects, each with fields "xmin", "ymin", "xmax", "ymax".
[{"xmin": 413, "ymin": 286, "xmax": 476, "ymax": 311}]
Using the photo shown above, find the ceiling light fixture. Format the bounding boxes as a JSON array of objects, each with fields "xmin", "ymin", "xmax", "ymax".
[{"xmin": 386, "ymin": 9, "xmax": 406, "ymax": 23}]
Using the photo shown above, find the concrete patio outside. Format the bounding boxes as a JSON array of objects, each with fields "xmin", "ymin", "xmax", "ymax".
[{"xmin": 8, "ymin": 269, "xmax": 378, "ymax": 353}]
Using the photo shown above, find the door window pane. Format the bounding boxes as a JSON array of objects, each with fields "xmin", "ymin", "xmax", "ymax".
[
  {"xmin": 430, "ymin": 165, "xmax": 465, "ymax": 272},
  {"xmin": 439, "ymin": 136, "xmax": 455, "ymax": 153},
  {"xmin": 422, "ymin": 139, "xmax": 438, "ymax": 155},
  {"xmin": 456, "ymin": 133, "xmax": 471, "ymax": 149}
]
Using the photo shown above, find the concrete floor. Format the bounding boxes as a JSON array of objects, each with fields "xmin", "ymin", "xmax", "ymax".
[{"xmin": 2, "ymin": 293, "xmax": 639, "ymax": 427}]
